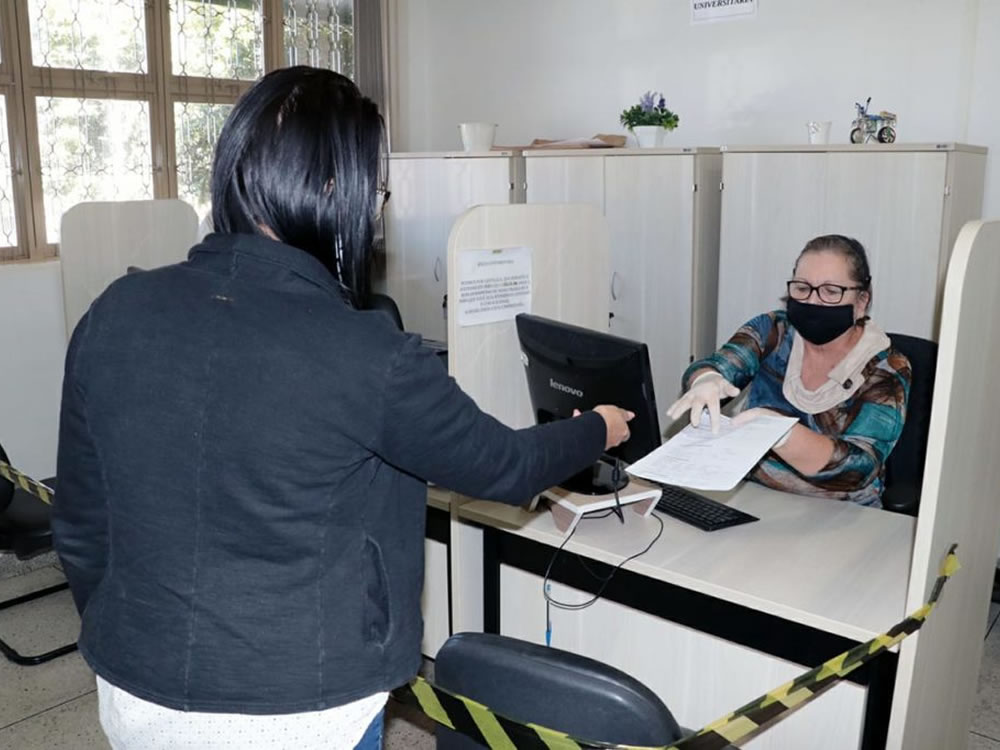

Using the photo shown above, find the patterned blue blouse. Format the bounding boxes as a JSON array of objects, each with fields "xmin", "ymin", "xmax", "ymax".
[{"xmin": 682, "ymin": 311, "xmax": 911, "ymax": 506}]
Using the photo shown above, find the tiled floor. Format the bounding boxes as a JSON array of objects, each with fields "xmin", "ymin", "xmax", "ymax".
[{"xmin": 2, "ymin": 563, "xmax": 1000, "ymax": 749}]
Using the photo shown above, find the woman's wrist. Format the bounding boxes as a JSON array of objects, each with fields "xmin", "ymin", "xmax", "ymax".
[
  {"xmin": 772, "ymin": 426, "xmax": 835, "ymax": 474},
  {"xmin": 688, "ymin": 368, "xmax": 718, "ymax": 386}
]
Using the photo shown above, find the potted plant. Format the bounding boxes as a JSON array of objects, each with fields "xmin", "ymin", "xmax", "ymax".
[{"xmin": 620, "ymin": 91, "xmax": 680, "ymax": 148}]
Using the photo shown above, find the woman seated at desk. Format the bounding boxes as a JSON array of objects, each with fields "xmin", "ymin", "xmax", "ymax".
[{"xmin": 667, "ymin": 234, "xmax": 911, "ymax": 507}]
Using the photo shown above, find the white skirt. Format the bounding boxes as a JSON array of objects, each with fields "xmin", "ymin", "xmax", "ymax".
[{"xmin": 96, "ymin": 676, "xmax": 387, "ymax": 750}]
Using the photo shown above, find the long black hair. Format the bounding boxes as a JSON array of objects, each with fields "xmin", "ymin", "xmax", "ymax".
[{"xmin": 210, "ymin": 66, "xmax": 385, "ymax": 307}]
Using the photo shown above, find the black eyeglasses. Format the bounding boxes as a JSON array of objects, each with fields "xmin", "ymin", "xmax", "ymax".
[{"xmin": 786, "ymin": 280, "xmax": 865, "ymax": 305}]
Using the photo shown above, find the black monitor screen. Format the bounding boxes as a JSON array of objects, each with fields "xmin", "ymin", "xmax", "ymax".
[{"xmin": 516, "ymin": 314, "xmax": 661, "ymax": 493}]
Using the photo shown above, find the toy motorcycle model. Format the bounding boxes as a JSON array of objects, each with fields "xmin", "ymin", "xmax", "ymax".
[{"xmin": 850, "ymin": 97, "xmax": 897, "ymax": 144}]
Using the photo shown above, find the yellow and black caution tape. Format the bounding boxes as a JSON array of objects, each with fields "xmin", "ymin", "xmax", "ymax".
[
  {"xmin": 667, "ymin": 542, "xmax": 958, "ymax": 749},
  {"xmin": 1, "ymin": 459, "xmax": 958, "ymax": 749},
  {"xmin": 0, "ymin": 460, "xmax": 53, "ymax": 505},
  {"xmin": 391, "ymin": 544, "xmax": 959, "ymax": 749}
]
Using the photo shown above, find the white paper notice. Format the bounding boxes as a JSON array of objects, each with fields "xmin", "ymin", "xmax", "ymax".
[
  {"xmin": 691, "ymin": 0, "xmax": 757, "ymax": 24},
  {"xmin": 626, "ymin": 412, "xmax": 797, "ymax": 491},
  {"xmin": 457, "ymin": 246, "xmax": 532, "ymax": 327}
]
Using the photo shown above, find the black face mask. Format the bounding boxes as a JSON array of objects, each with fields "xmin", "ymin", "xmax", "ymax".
[{"xmin": 786, "ymin": 298, "xmax": 856, "ymax": 345}]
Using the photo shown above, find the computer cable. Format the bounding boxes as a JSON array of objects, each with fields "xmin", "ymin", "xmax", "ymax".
[
  {"xmin": 609, "ymin": 457, "xmax": 624, "ymax": 524},
  {"xmin": 542, "ymin": 509, "xmax": 664, "ymax": 646}
]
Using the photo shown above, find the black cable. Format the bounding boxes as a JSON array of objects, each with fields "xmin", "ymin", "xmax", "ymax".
[
  {"xmin": 581, "ymin": 509, "xmax": 617, "ymax": 520},
  {"xmin": 543, "ymin": 510, "xmax": 664, "ymax": 615},
  {"xmin": 575, "ymin": 554, "xmax": 609, "ymax": 582},
  {"xmin": 610, "ymin": 458, "xmax": 624, "ymax": 524}
]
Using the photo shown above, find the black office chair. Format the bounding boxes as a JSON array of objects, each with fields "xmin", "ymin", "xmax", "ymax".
[
  {"xmin": 367, "ymin": 292, "xmax": 450, "ymax": 371},
  {"xmin": 368, "ymin": 292, "xmax": 405, "ymax": 331},
  {"xmin": 434, "ymin": 632, "xmax": 692, "ymax": 749},
  {"xmin": 881, "ymin": 333, "xmax": 938, "ymax": 517},
  {"xmin": 0, "ymin": 442, "xmax": 78, "ymax": 665}
]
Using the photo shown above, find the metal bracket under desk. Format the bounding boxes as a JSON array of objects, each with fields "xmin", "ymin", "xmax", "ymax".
[
  {"xmin": 425, "ymin": 504, "xmax": 453, "ymax": 639},
  {"xmin": 425, "ymin": 503, "xmax": 450, "ymax": 545},
  {"xmin": 478, "ymin": 524, "xmax": 896, "ymax": 750}
]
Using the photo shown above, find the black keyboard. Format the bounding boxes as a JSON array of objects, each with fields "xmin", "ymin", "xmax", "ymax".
[{"xmin": 654, "ymin": 485, "xmax": 759, "ymax": 531}]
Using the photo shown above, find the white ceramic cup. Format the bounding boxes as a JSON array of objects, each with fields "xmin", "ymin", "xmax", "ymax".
[
  {"xmin": 459, "ymin": 122, "xmax": 497, "ymax": 152},
  {"xmin": 807, "ymin": 121, "xmax": 832, "ymax": 145}
]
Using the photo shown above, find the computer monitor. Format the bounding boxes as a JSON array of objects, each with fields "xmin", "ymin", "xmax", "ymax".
[{"xmin": 515, "ymin": 313, "xmax": 662, "ymax": 495}]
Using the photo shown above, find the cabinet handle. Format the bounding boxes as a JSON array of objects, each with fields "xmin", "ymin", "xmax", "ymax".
[
  {"xmin": 610, "ymin": 271, "xmax": 620, "ymax": 301},
  {"xmin": 433, "ymin": 257, "xmax": 442, "ymax": 283}
]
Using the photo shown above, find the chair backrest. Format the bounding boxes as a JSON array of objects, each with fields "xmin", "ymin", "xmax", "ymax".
[
  {"xmin": 368, "ymin": 292, "xmax": 404, "ymax": 332},
  {"xmin": 0, "ymin": 442, "xmax": 14, "ymax": 514},
  {"xmin": 434, "ymin": 632, "xmax": 683, "ymax": 748},
  {"xmin": 882, "ymin": 333, "xmax": 938, "ymax": 516}
]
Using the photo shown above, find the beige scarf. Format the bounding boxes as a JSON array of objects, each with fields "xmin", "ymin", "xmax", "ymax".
[{"xmin": 783, "ymin": 322, "xmax": 891, "ymax": 415}]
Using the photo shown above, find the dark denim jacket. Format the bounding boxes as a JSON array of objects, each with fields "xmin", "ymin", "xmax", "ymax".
[{"xmin": 52, "ymin": 233, "xmax": 605, "ymax": 713}]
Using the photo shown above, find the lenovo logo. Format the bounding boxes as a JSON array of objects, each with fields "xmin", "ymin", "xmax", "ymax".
[{"xmin": 549, "ymin": 378, "xmax": 583, "ymax": 398}]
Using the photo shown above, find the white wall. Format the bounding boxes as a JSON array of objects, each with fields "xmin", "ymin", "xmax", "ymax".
[
  {"xmin": 0, "ymin": 201, "xmax": 196, "ymax": 481},
  {"xmin": 1, "ymin": 3, "xmax": 994, "ymax": 477},
  {"xmin": 390, "ymin": 0, "xmax": 998, "ymax": 218},
  {"xmin": 0, "ymin": 261, "xmax": 66, "ymax": 478},
  {"xmin": 966, "ymin": 0, "xmax": 1000, "ymax": 218}
]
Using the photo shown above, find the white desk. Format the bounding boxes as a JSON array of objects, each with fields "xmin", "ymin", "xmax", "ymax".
[
  {"xmin": 429, "ymin": 204, "xmax": 1000, "ymax": 749},
  {"xmin": 427, "ymin": 486, "xmax": 450, "ymax": 511},
  {"xmin": 453, "ymin": 482, "xmax": 916, "ymax": 750},
  {"xmin": 459, "ymin": 483, "xmax": 914, "ymax": 642},
  {"xmin": 429, "ymin": 206, "xmax": 1000, "ymax": 748}
]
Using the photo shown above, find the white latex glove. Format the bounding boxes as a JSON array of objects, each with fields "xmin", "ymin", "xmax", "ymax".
[
  {"xmin": 666, "ymin": 371, "xmax": 740, "ymax": 435},
  {"xmin": 731, "ymin": 407, "xmax": 795, "ymax": 448}
]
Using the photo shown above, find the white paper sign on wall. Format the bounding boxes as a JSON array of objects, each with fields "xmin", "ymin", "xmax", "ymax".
[
  {"xmin": 457, "ymin": 246, "xmax": 532, "ymax": 327},
  {"xmin": 691, "ymin": 0, "xmax": 757, "ymax": 24}
]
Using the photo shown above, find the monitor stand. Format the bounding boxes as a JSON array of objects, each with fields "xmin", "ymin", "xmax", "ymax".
[
  {"xmin": 559, "ymin": 459, "xmax": 630, "ymax": 496},
  {"xmin": 542, "ymin": 476, "xmax": 663, "ymax": 535}
]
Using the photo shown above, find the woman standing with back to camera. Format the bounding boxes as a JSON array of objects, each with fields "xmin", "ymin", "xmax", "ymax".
[{"xmin": 51, "ymin": 67, "xmax": 634, "ymax": 749}]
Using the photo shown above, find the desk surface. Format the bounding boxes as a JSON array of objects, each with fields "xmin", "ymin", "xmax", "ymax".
[
  {"xmin": 427, "ymin": 486, "xmax": 450, "ymax": 512},
  {"xmin": 458, "ymin": 482, "xmax": 915, "ymax": 642}
]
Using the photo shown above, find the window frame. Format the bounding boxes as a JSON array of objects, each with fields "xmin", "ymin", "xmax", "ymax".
[
  {"xmin": 1, "ymin": 2, "xmax": 36, "ymax": 261},
  {"xmin": 0, "ymin": 0, "xmax": 374, "ymax": 263}
]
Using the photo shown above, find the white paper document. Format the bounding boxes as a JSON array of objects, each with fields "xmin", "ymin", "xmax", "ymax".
[
  {"xmin": 456, "ymin": 246, "xmax": 532, "ymax": 327},
  {"xmin": 626, "ymin": 413, "xmax": 798, "ymax": 491}
]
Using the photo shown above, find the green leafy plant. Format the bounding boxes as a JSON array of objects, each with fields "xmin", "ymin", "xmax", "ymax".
[{"xmin": 620, "ymin": 91, "xmax": 680, "ymax": 130}]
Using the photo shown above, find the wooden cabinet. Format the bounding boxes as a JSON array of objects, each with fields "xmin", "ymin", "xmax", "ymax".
[
  {"xmin": 716, "ymin": 144, "xmax": 986, "ymax": 343},
  {"xmin": 382, "ymin": 152, "xmax": 522, "ymax": 341},
  {"xmin": 525, "ymin": 149, "xmax": 722, "ymax": 406}
]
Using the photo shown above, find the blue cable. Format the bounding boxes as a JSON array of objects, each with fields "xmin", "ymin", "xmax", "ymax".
[{"xmin": 545, "ymin": 586, "xmax": 552, "ymax": 646}]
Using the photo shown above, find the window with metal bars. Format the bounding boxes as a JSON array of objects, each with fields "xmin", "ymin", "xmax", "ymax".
[{"xmin": 0, "ymin": 0, "xmax": 377, "ymax": 262}]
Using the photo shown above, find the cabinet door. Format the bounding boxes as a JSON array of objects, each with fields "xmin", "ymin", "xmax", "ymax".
[
  {"xmin": 605, "ymin": 154, "xmax": 695, "ymax": 408},
  {"xmin": 385, "ymin": 157, "xmax": 511, "ymax": 341},
  {"xmin": 421, "ymin": 537, "xmax": 450, "ymax": 657},
  {"xmin": 824, "ymin": 153, "xmax": 946, "ymax": 339},
  {"xmin": 717, "ymin": 153, "xmax": 827, "ymax": 344},
  {"xmin": 500, "ymin": 566, "xmax": 867, "ymax": 750},
  {"xmin": 525, "ymin": 155, "xmax": 604, "ymax": 207}
]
